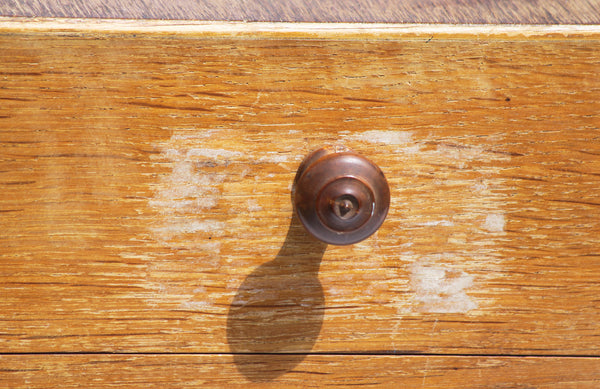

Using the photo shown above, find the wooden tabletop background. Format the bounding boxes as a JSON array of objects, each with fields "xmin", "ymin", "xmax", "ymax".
[{"xmin": 1, "ymin": 0, "xmax": 600, "ymax": 24}]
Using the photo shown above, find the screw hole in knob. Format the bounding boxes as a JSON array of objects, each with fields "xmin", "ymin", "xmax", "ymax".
[
  {"xmin": 294, "ymin": 146, "xmax": 390, "ymax": 245},
  {"xmin": 333, "ymin": 195, "xmax": 358, "ymax": 220}
]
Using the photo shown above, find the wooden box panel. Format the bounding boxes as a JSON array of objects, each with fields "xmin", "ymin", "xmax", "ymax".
[
  {"xmin": 2, "ymin": 355, "xmax": 600, "ymax": 388},
  {"xmin": 1, "ymin": 18, "xmax": 600, "ymax": 385}
]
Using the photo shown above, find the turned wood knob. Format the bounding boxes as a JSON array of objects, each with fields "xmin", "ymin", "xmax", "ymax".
[{"xmin": 294, "ymin": 146, "xmax": 390, "ymax": 245}]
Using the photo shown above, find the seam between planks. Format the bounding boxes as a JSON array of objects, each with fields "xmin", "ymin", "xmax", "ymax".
[{"xmin": 1, "ymin": 352, "xmax": 600, "ymax": 358}]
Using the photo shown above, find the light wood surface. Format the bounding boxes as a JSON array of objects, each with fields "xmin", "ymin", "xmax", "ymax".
[
  {"xmin": 1, "ymin": 19, "xmax": 600, "ymax": 385},
  {"xmin": 1, "ymin": 0, "xmax": 600, "ymax": 24},
  {"xmin": 1, "ymin": 355, "xmax": 600, "ymax": 387}
]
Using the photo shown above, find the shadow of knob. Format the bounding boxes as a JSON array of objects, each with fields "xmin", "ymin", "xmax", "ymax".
[
  {"xmin": 226, "ymin": 216, "xmax": 326, "ymax": 382},
  {"xmin": 295, "ymin": 146, "xmax": 390, "ymax": 245}
]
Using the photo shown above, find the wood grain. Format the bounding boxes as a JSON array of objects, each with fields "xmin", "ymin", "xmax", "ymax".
[
  {"xmin": 1, "ymin": 21, "xmax": 600, "ymax": 366},
  {"xmin": 1, "ymin": 0, "xmax": 600, "ymax": 24},
  {"xmin": 1, "ymin": 355, "xmax": 600, "ymax": 387}
]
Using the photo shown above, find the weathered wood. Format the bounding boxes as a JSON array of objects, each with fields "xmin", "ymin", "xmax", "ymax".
[
  {"xmin": 1, "ymin": 355, "xmax": 600, "ymax": 387},
  {"xmin": 1, "ymin": 0, "xmax": 600, "ymax": 24},
  {"xmin": 1, "ymin": 21, "xmax": 600, "ymax": 360}
]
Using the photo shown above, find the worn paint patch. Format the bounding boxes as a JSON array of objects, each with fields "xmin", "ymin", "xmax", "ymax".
[
  {"xmin": 349, "ymin": 130, "xmax": 412, "ymax": 145},
  {"xmin": 152, "ymin": 220, "xmax": 226, "ymax": 240},
  {"xmin": 259, "ymin": 151, "xmax": 300, "ymax": 164},
  {"xmin": 416, "ymin": 220, "xmax": 455, "ymax": 227},
  {"xmin": 483, "ymin": 213, "xmax": 506, "ymax": 232},
  {"xmin": 148, "ymin": 149, "xmax": 226, "ymax": 242},
  {"xmin": 410, "ymin": 259, "xmax": 477, "ymax": 313},
  {"xmin": 141, "ymin": 129, "xmax": 299, "ymax": 314},
  {"xmin": 391, "ymin": 138, "xmax": 511, "ymax": 315},
  {"xmin": 139, "ymin": 131, "xmax": 240, "ymax": 314},
  {"xmin": 179, "ymin": 300, "xmax": 211, "ymax": 310},
  {"xmin": 435, "ymin": 143, "xmax": 488, "ymax": 169},
  {"xmin": 247, "ymin": 199, "xmax": 263, "ymax": 212},
  {"xmin": 185, "ymin": 148, "xmax": 242, "ymax": 159},
  {"xmin": 346, "ymin": 130, "xmax": 419, "ymax": 153}
]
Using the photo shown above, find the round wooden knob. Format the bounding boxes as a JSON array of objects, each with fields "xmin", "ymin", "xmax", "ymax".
[{"xmin": 294, "ymin": 146, "xmax": 390, "ymax": 245}]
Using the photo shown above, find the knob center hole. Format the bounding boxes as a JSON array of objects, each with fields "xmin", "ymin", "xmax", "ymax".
[{"xmin": 332, "ymin": 195, "xmax": 359, "ymax": 220}]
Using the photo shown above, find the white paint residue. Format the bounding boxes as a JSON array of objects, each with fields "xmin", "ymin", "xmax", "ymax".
[
  {"xmin": 149, "ymin": 162, "xmax": 222, "ymax": 211},
  {"xmin": 186, "ymin": 148, "xmax": 242, "ymax": 159},
  {"xmin": 346, "ymin": 130, "xmax": 419, "ymax": 154},
  {"xmin": 259, "ymin": 153, "xmax": 292, "ymax": 163},
  {"xmin": 436, "ymin": 144, "xmax": 487, "ymax": 169},
  {"xmin": 179, "ymin": 300, "xmax": 210, "ymax": 310},
  {"xmin": 197, "ymin": 242, "xmax": 221, "ymax": 254},
  {"xmin": 401, "ymin": 144, "xmax": 421, "ymax": 154},
  {"xmin": 417, "ymin": 220, "xmax": 455, "ymax": 227},
  {"xmin": 153, "ymin": 220, "xmax": 225, "ymax": 240},
  {"xmin": 149, "ymin": 149, "xmax": 226, "ymax": 242},
  {"xmin": 388, "ymin": 140, "xmax": 510, "ymax": 317},
  {"xmin": 410, "ymin": 261, "xmax": 477, "ymax": 313},
  {"xmin": 472, "ymin": 181, "xmax": 489, "ymax": 192},
  {"xmin": 483, "ymin": 213, "xmax": 505, "ymax": 232},
  {"xmin": 348, "ymin": 130, "xmax": 412, "ymax": 145},
  {"xmin": 117, "ymin": 252, "xmax": 155, "ymax": 260},
  {"xmin": 147, "ymin": 129, "xmax": 252, "ymax": 244},
  {"xmin": 193, "ymin": 286, "xmax": 207, "ymax": 294},
  {"xmin": 247, "ymin": 199, "xmax": 263, "ymax": 212},
  {"xmin": 142, "ymin": 130, "xmax": 288, "ymax": 322},
  {"xmin": 169, "ymin": 129, "xmax": 222, "ymax": 140},
  {"xmin": 363, "ymin": 130, "xmax": 412, "ymax": 145},
  {"xmin": 437, "ymin": 143, "xmax": 484, "ymax": 159},
  {"xmin": 326, "ymin": 287, "xmax": 345, "ymax": 297}
]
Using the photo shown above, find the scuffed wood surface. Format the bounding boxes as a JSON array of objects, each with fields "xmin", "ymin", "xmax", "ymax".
[
  {"xmin": 1, "ymin": 355, "xmax": 600, "ymax": 387},
  {"xmin": 1, "ymin": 22, "xmax": 600, "ymax": 361},
  {"xmin": 2, "ymin": 0, "xmax": 600, "ymax": 24}
]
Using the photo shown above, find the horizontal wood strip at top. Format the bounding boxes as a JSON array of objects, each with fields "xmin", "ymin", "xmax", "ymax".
[
  {"xmin": 1, "ymin": 0, "xmax": 600, "ymax": 24},
  {"xmin": 1, "ymin": 355, "xmax": 600, "ymax": 387},
  {"xmin": 2, "ymin": 18, "xmax": 600, "ymax": 40},
  {"xmin": 1, "ymin": 24, "xmax": 600, "ymax": 355}
]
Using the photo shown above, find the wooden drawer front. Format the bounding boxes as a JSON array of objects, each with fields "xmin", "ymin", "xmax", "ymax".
[{"xmin": 1, "ymin": 20, "xmax": 600, "ymax": 386}]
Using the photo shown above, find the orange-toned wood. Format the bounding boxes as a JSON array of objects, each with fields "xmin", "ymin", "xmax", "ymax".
[
  {"xmin": 1, "ymin": 355, "xmax": 600, "ymax": 387},
  {"xmin": 1, "ymin": 20, "xmax": 600, "ymax": 384}
]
